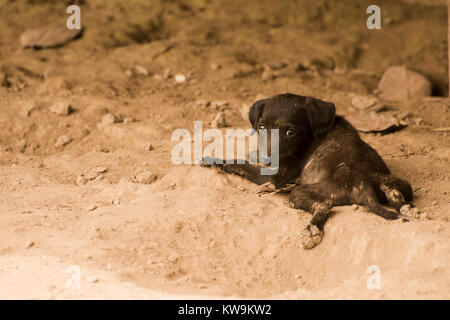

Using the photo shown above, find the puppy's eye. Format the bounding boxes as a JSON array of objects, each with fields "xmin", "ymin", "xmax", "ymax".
[
  {"xmin": 286, "ymin": 129, "xmax": 296, "ymax": 136},
  {"xmin": 258, "ymin": 123, "xmax": 265, "ymax": 129}
]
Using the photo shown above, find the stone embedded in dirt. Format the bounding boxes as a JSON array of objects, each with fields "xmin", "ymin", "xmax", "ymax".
[
  {"xmin": 134, "ymin": 65, "xmax": 148, "ymax": 76},
  {"xmin": 233, "ymin": 63, "xmax": 257, "ymax": 78},
  {"xmin": 261, "ymin": 68, "xmax": 277, "ymax": 81},
  {"xmin": 174, "ymin": 74, "xmax": 187, "ymax": 83},
  {"xmin": 23, "ymin": 101, "xmax": 38, "ymax": 117},
  {"xmin": 93, "ymin": 167, "xmax": 107, "ymax": 174},
  {"xmin": 49, "ymin": 101, "xmax": 72, "ymax": 116},
  {"xmin": 26, "ymin": 241, "xmax": 35, "ymax": 249},
  {"xmin": 87, "ymin": 276, "xmax": 99, "ymax": 283},
  {"xmin": 55, "ymin": 135, "xmax": 72, "ymax": 147},
  {"xmin": 211, "ymin": 111, "xmax": 227, "ymax": 128},
  {"xmin": 210, "ymin": 63, "xmax": 221, "ymax": 71},
  {"xmin": 265, "ymin": 60, "xmax": 287, "ymax": 71},
  {"xmin": 163, "ymin": 68, "xmax": 171, "ymax": 79},
  {"xmin": 123, "ymin": 117, "xmax": 137, "ymax": 124},
  {"xmin": 311, "ymin": 57, "xmax": 335, "ymax": 70},
  {"xmin": 135, "ymin": 170, "xmax": 158, "ymax": 184},
  {"xmin": 87, "ymin": 204, "xmax": 97, "ymax": 212},
  {"xmin": 195, "ymin": 100, "xmax": 211, "ymax": 108},
  {"xmin": 20, "ymin": 25, "xmax": 82, "ymax": 49},
  {"xmin": 351, "ymin": 95, "xmax": 385, "ymax": 112},
  {"xmin": 378, "ymin": 66, "xmax": 432, "ymax": 101},
  {"xmin": 346, "ymin": 110, "xmax": 405, "ymax": 133},
  {"xmin": 352, "ymin": 204, "xmax": 359, "ymax": 210},
  {"xmin": 97, "ymin": 113, "xmax": 123, "ymax": 129},
  {"xmin": 76, "ymin": 175, "xmax": 88, "ymax": 186}
]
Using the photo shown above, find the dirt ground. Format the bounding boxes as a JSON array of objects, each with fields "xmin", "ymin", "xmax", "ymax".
[{"xmin": 0, "ymin": 0, "xmax": 449, "ymax": 299}]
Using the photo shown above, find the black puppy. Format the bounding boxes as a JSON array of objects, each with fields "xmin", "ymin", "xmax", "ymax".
[{"xmin": 204, "ymin": 93, "xmax": 416, "ymax": 249}]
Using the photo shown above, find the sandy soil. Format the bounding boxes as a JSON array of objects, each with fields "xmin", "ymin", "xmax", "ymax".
[{"xmin": 0, "ymin": 0, "xmax": 449, "ymax": 299}]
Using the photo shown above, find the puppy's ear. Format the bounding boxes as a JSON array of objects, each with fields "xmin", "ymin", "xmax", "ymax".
[
  {"xmin": 304, "ymin": 97, "xmax": 336, "ymax": 139},
  {"xmin": 248, "ymin": 99, "xmax": 266, "ymax": 130}
]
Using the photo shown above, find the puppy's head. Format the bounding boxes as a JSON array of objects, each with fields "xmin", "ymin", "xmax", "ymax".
[{"xmin": 249, "ymin": 93, "xmax": 335, "ymax": 159}]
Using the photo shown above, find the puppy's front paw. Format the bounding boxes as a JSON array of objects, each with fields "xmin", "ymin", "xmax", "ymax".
[
  {"xmin": 399, "ymin": 204, "xmax": 428, "ymax": 221},
  {"xmin": 300, "ymin": 224, "xmax": 323, "ymax": 250}
]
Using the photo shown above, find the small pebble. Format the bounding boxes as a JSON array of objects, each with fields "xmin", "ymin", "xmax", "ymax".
[
  {"xmin": 87, "ymin": 204, "xmax": 97, "ymax": 212},
  {"xmin": 210, "ymin": 63, "xmax": 221, "ymax": 70},
  {"xmin": 163, "ymin": 68, "xmax": 171, "ymax": 79},
  {"xmin": 134, "ymin": 65, "xmax": 148, "ymax": 76},
  {"xmin": 93, "ymin": 167, "xmax": 107, "ymax": 174},
  {"xmin": 86, "ymin": 276, "xmax": 99, "ymax": 283},
  {"xmin": 175, "ymin": 74, "xmax": 186, "ymax": 83},
  {"xmin": 135, "ymin": 170, "xmax": 158, "ymax": 184},
  {"xmin": 55, "ymin": 135, "xmax": 72, "ymax": 147},
  {"xmin": 97, "ymin": 113, "xmax": 123, "ymax": 129},
  {"xmin": 26, "ymin": 241, "xmax": 35, "ymax": 249},
  {"xmin": 49, "ymin": 101, "xmax": 72, "ymax": 116},
  {"xmin": 75, "ymin": 175, "xmax": 88, "ymax": 186},
  {"xmin": 352, "ymin": 204, "xmax": 359, "ymax": 210}
]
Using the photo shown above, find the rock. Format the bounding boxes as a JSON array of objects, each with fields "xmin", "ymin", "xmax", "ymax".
[
  {"xmin": 311, "ymin": 57, "xmax": 335, "ymax": 70},
  {"xmin": 125, "ymin": 69, "xmax": 133, "ymax": 77},
  {"xmin": 20, "ymin": 25, "xmax": 82, "ymax": 49},
  {"xmin": 26, "ymin": 241, "xmax": 35, "ymax": 249},
  {"xmin": 265, "ymin": 61, "xmax": 287, "ymax": 70},
  {"xmin": 23, "ymin": 101, "xmax": 38, "ymax": 117},
  {"xmin": 174, "ymin": 74, "xmax": 186, "ymax": 83},
  {"xmin": 97, "ymin": 113, "xmax": 122, "ymax": 129},
  {"xmin": 55, "ymin": 135, "xmax": 72, "ymax": 147},
  {"xmin": 233, "ymin": 63, "xmax": 258, "ymax": 78},
  {"xmin": 123, "ymin": 117, "xmax": 137, "ymax": 124},
  {"xmin": 378, "ymin": 66, "xmax": 432, "ymax": 101},
  {"xmin": 352, "ymin": 204, "xmax": 359, "ymax": 210},
  {"xmin": 261, "ymin": 68, "xmax": 277, "ymax": 81},
  {"xmin": 211, "ymin": 112, "xmax": 227, "ymax": 128},
  {"xmin": 134, "ymin": 65, "xmax": 148, "ymax": 76},
  {"xmin": 346, "ymin": 110, "xmax": 405, "ymax": 133},
  {"xmin": 49, "ymin": 101, "xmax": 72, "ymax": 116},
  {"xmin": 135, "ymin": 170, "xmax": 158, "ymax": 184},
  {"xmin": 210, "ymin": 63, "xmax": 221, "ymax": 71},
  {"xmin": 163, "ymin": 68, "xmax": 171, "ymax": 79},
  {"xmin": 86, "ymin": 276, "xmax": 99, "ymax": 283},
  {"xmin": 195, "ymin": 100, "xmax": 211, "ymax": 108},
  {"xmin": 87, "ymin": 204, "xmax": 97, "ymax": 212},
  {"xmin": 93, "ymin": 167, "xmax": 107, "ymax": 174},
  {"xmin": 76, "ymin": 175, "xmax": 88, "ymax": 186},
  {"xmin": 351, "ymin": 95, "xmax": 385, "ymax": 112}
]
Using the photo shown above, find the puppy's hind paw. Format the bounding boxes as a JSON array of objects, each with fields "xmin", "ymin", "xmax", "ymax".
[
  {"xmin": 257, "ymin": 182, "xmax": 277, "ymax": 195},
  {"xmin": 200, "ymin": 157, "xmax": 224, "ymax": 168},
  {"xmin": 300, "ymin": 224, "xmax": 323, "ymax": 250}
]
